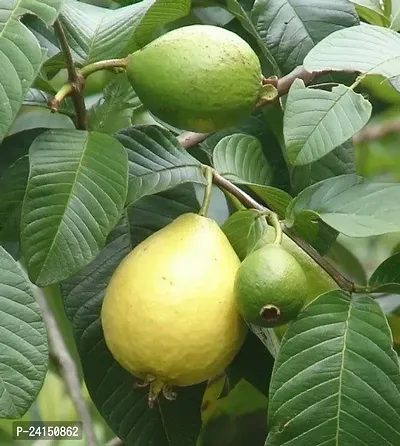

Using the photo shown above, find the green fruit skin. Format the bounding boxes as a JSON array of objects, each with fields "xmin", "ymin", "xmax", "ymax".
[
  {"xmin": 234, "ymin": 244, "xmax": 308, "ymax": 327},
  {"xmin": 126, "ymin": 25, "xmax": 263, "ymax": 133}
]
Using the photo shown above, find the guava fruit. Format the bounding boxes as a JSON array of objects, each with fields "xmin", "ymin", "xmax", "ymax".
[
  {"xmin": 101, "ymin": 213, "xmax": 247, "ymax": 406},
  {"xmin": 126, "ymin": 25, "xmax": 263, "ymax": 132},
  {"xmin": 234, "ymin": 244, "xmax": 308, "ymax": 327}
]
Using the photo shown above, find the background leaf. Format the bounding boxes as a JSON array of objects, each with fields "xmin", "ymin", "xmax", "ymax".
[
  {"xmin": 304, "ymin": 24, "xmax": 400, "ymax": 78},
  {"xmin": 369, "ymin": 253, "xmax": 400, "ymax": 293},
  {"xmin": 116, "ymin": 126, "xmax": 205, "ymax": 205},
  {"xmin": 21, "ymin": 130, "xmax": 128, "ymax": 286},
  {"xmin": 286, "ymin": 174, "xmax": 400, "ymax": 237},
  {"xmin": 0, "ymin": 0, "xmax": 62, "ymax": 143},
  {"xmin": 267, "ymin": 291, "xmax": 400, "ymax": 446},
  {"xmin": 212, "ymin": 134, "xmax": 272, "ymax": 185},
  {"xmin": 59, "ymin": 0, "xmax": 190, "ymax": 65},
  {"xmin": 88, "ymin": 74, "xmax": 141, "ymax": 135},
  {"xmin": 291, "ymin": 140, "xmax": 356, "ymax": 194},
  {"xmin": 0, "ymin": 247, "xmax": 48, "ymax": 418},
  {"xmin": 252, "ymin": 0, "xmax": 358, "ymax": 74},
  {"xmin": 61, "ymin": 185, "xmax": 205, "ymax": 446},
  {"xmin": 350, "ymin": 0, "xmax": 389, "ymax": 26},
  {"xmin": 284, "ymin": 80, "xmax": 372, "ymax": 165},
  {"xmin": 0, "ymin": 156, "xmax": 29, "ymax": 242}
]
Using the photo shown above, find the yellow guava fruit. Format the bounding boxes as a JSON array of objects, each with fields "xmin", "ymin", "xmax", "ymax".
[
  {"xmin": 101, "ymin": 213, "xmax": 247, "ymax": 406},
  {"xmin": 234, "ymin": 244, "xmax": 309, "ymax": 327},
  {"xmin": 126, "ymin": 25, "xmax": 263, "ymax": 132}
]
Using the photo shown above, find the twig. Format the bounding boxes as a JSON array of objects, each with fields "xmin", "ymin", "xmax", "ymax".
[
  {"xmin": 34, "ymin": 291, "xmax": 98, "ymax": 446},
  {"xmin": 353, "ymin": 118, "xmax": 400, "ymax": 144},
  {"xmin": 49, "ymin": 58, "xmax": 128, "ymax": 113},
  {"xmin": 178, "ymin": 66, "xmax": 325, "ymax": 149},
  {"xmin": 53, "ymin": 20, "xmax": 87, "ymax": 129},
  {"xmin": 212, "ymin": 171, "xmax": 355, "ymax": 293},
  {"xmin": 106, "ymin": 437, "xmax": 124, "ymax": 446}
]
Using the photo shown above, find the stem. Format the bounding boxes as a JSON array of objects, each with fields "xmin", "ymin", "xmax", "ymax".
[
  {"xmin": 212, "ymin": 171, "xmax": 355, "ymax": 293},
  {"xmin": 269, "ymin": 214, "xmax": 282, "ymax": 245},
  {"xmin": 199, "ymin": 166, "xmax": 214, "ymax": 217},
  {"xmin": 34, "ymin": 290, "xmax": 97, "ymax": 446},
  {"xmin": 53, "ymin": 20, "xmax": 87, "ymax": 129},
  {"xmin": 49, "ymin": 58, "xmax": 128, "ymax": 112}
]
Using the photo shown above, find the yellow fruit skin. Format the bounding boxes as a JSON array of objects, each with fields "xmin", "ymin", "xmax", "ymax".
[
  {"xmin": 127, "ymin": 25, "xmax": 262, "ymax": 133},
  {"xmin": 101, "ymin": 213, "xmax": 247, "ymax": 387}
]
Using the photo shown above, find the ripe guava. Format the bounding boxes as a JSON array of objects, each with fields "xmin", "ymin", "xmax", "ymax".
[
  {"xmin": 126, "ymin": 25, "xmax": 263, "ymax": 132},
  {"xmin": 234, "ymin": 244, "xmax": 308, "ymax": 327},
  {"xmin": 101, "ymin": 213, "xmax": 247, "ymax": 406}
]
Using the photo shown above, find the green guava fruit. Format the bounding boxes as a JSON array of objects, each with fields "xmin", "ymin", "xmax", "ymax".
[
  {"xmin": 126, "ymin": 25, "xmax": 263, "ymax": 132},
  {"xmin": 234, "ymin": 244, "xmax": 308, "ymax": 327}
]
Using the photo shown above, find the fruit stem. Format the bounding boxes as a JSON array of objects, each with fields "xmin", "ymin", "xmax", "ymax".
[
  {"xmin": 199, "ymin": 166, "xmax": 214, "ymax": 217},
  {"xmin": 269, "ymin": 213, "xmax": 282, "ymax": 245},
  {"xmin": 49, "ymin": 58, "xmax": 128, "ymax": 112}
]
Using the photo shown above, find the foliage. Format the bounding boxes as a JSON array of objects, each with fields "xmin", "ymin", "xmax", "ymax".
[{"xmin": 1, "ymin": 0, "xmax": 400, "ymax": 445}]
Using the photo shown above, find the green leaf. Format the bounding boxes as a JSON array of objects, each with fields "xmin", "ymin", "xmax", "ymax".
[
  {"xmin": 222, "ymin": 209, "xmax": 262, "ymax": 260},
  {"xmin": 59, "ymin": 0, "xmax": 190, "ymax": 65},
  {"xmin": 0, "ymin": 247, "xmax": 48, "ymax": 418},
  {"xmin": 212, "ymin": 134, "xmax": 272, "ymax": 185},
  {"xmin": 291, "ymin": 140, "xmax": 356, "ymax": 194},
  {"xmin": 350, "ymin": 0, "xmax": 389, "ymax": 26},
  {"xmin": 304, "ymin": 24, "xmax": 400, "ymax": 78},
  {"xmin": 212, "ymin": 133, "xmax": 291, "ymax": 215},
  {"xmin": 21, "ymin": 130, "xmax": 128, "ymax": 286},
  {"xmin": 0, "ymin": 0, "xmax": 62, "ymax": 143},
  {"xmin": 391, "ymin": 0, "xmax": 400, "ymax": 31},
  {"xmin": 252, "ymin": 0, "xmax": 359, "ymax": 74},
  {"xmin": 284, "ymin": 80, "xmax": 372, "ymax": 165},
  {"xmin": 116, "ymin": 126, "xmax": 205, "ymax": 205},
  {"xmin": 369, "ymin": 253, "xmax": 400, "ymax": 293},
  {"xmin": 0, "ymin": 156, "xmax": 29, "ymax": 242},
  {"xmin": 88, "ymin": 74, "xmax": 141, "ymax": 134},
  {"xmin": 266, "ymin": 291, "xmax": 400, "ymax": 445},
  {"xmin": 286, "ymin": 174, "xmax": 400, "ymax": 237},
  {"xmin": 224, "ymin": 0, "xmax": 279, "ymax": 73},
  {"xmin": 227, "ymin": 332, "xmax": 274, "ymax": 398},
  {"xmin": 61, "ymin": 186, "xmax": 204, "ymax": 446}
]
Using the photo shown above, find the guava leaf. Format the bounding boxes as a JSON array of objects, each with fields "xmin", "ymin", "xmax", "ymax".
[
  {"xmin": 291, "ymin": 140, "xmax": 356, "ymax": 194},
  {"xmin": 286, "ymin": 174, "xmax": 400, "ymax": 237},
  {"xmin": 369, "ymin": 253, "xmax": 400, "ymax": 293},
  {"xmin": 58, "ymin": 0, "xmax": 190, "ymax": 65},
  {"xmin": 284, "ymin": 80, "xmax": 372, "ymax": 165},
  {"xmin": 212, "ymin": 133, "xmax": 291, "ymax": 216},
  {"xmin": 88, "ymin": 74, "xmax": 141, "ymax": 135},
  {"xmin": 0, "ymin": 247, "xmax": 48, "ymax": 418},
  {"xmin": 350, "ymin": 0, "xmax": 389, "ymax": 26},
  {"xmin": 0, "ymin": 156, "xmax": 29, "ymax": 242},
  {"xmin": 266, "ymin": 291, "xmax": 400, "ymax": 445},
  {"xmin": 61, "ymin": 185, "xmax": 204, "ymax": 446},
  {"xmin": 224, "ymin": 0, "xmax": 279, "ymax": 73},
  {"xmin": 21, "ymin": 130, "xmax": 128, "ymax": 286},
  {"xmin": 116, "ymin": 126, "xmax": 205, "ymax": 205},
  {"xmin": 304, "ymin": 24, "xmax": 400, "ymax": 78},
  {"xmin": 252, "ymin": 0, "xmax": 359, "ymax": 74},
  {"xmin": 391, "ymin": 0, "xmax": 400, "ymax": 31},
  {"xmin": 0, "ymin": 0, "xmax": 62, "ymax": 144}
]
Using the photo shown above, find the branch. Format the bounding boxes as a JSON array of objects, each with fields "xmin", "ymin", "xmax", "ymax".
[
  {"xmin": 178, "ymin": 66, "xmax": 324, "ymax": 149},
  {"xmin": 49, "ymin": 58, "xmax": 128, "ymax": 113},
  {"xmin": 53, "ymin": 20, "xmax": 87, "ymax": 130},
  {"xmin": 212, "ymin": 171, "xmax": 355, "ymax": 293},
  {"xmin": 353, "ymin": 118, "xmax": 400, "ymax": 144},
  {"xmin": 35, "ymin": 290, "xmax": 98, "ymax": 446}
]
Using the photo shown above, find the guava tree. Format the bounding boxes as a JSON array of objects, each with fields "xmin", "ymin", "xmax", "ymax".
[{"xmin": 1, "ymin": 0, "xmax": 400, "ymax": 445}]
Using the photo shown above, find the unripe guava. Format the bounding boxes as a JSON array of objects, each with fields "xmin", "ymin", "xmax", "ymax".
[
  {"xmin": 234, "ymin": 244, "xmax": 308, "ymax": 327},
  {"xmin": 101, "ymin": 213, "xmax": 247, "ymax": 406},
  {"xmin": 126, "ymin": 25, "xmax": 263, "ymax": 132}
]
